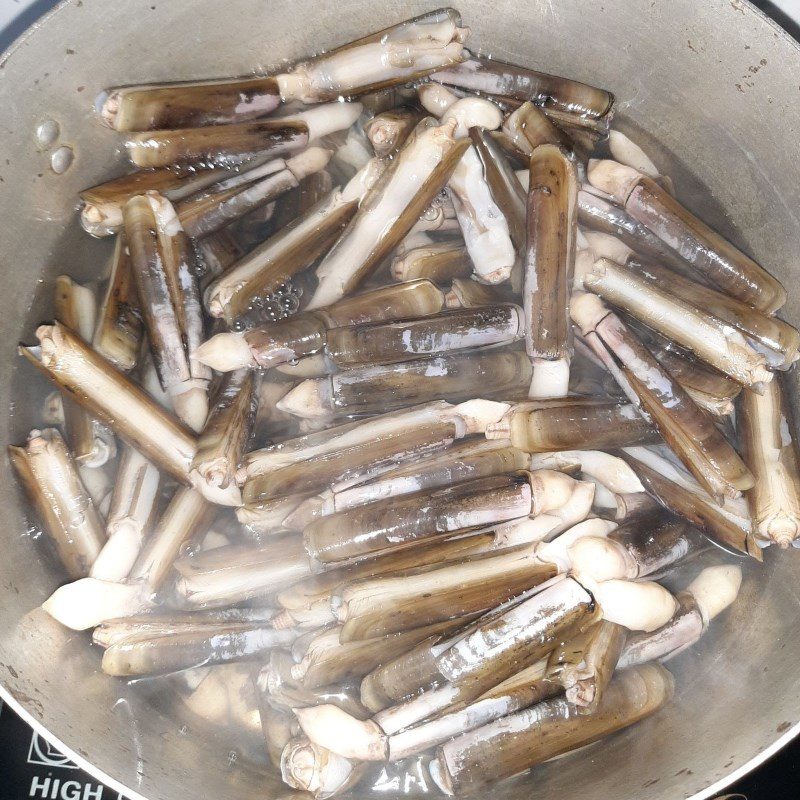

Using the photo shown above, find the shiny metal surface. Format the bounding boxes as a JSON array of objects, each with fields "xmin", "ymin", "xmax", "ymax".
[{"xmin": 0, "ymin": 1, "xmax": 799, "ymax": 798}]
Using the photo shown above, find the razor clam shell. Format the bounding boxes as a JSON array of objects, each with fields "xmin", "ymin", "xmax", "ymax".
[
  {"xmin": 445, "ymin": 276, "xmax": 516, "ymax": 308},
  {"xmin": 325, "ymin": 304, "xmax": 524, "ymax": 368},
  {"xmin": 430, "ymin": 663, "xmax": 673, "ymax": 795},
  {"xmin": 308, "ymin": 348, "xmax": 532, "ymax": 419},
  {"xmin": 326, "ymin": 439, "xmax": 530, "ymax": 513},
  {"xmin": 276, "ymin": 533, "xmax": 494, "ymax": 627},
  {"xmin": 174, "ymin": 534, "xmax": 315, "ymax": 608},
  {"xmin": 93, "ymin": 235, "xmax": 143, "ymax": 372},
  {"xmin": 502, "ymin": 401, "xmax": 658, "ymax": 452},
  {"xmin": 243, "ymin": 419, "xmax": 457, "ymax": 504},
  {"xmin": 126, "ymin": 119, "xmax": 309, "ymax": 169},
  {"xmin": 609, "ymin": 516, "xmax": 707, "ymax": 578},
  {"xmin": 632, "ymin": 258, "xmax": 800, "ymax": 369},
  {"xmin": 546, "ymin": 619, "xmax": 626, "ymax": 713},
  {"xmin": 309, "ymin": 120, "xmax": 469, "ymax": 308},
  {"xmin": 585, "ymin": 258, "xmax": 772, "ymax": 388},
  {"xmin": 9, "ymin": 428, "xmax": 105, "ymax": 579},
  {"xmin": 191, "ymin": 369, "xmax": 256, "ymax": 492},
  {"xmin": 304, "ymin": 472, "xmax": 534, "ymax": 563},
  {"xmin": 525, "ymin": 144, "xmax": 578, "ymax": 374},
  {"xmin": 279, "ymin": 10, "xmax": 466, "ymax": 103},
  {"xmin": 22, "ymin": 323, "xmax": 197, "ymax": 482},
  {"xmin": 469, "ymin": 127, "xmax": 526, "ymax": 249},
  {"xmin": 100, "ymin": 76, "xmax": 281, "ymax": 132},
  {"xmin": 79, "ymin": 166, "xmax": 231, "ymax": 237},
  {"xmin": 584, "ymin": 304, "xmax": 754, "ymax": 501},
  {"xmin": 297, "ymin": 618, "xmax": 468, "ymax": 689},
  {"xmin": 335, "ymin": 545, "xmax": 557, "ymax": 641},
  {"xmin": 365, "ymin": 107, "xmax": 424, "ymax": 159},
  {"xmin": 128, "ymin": 486, "xmax": 215, "ymax": 594},
  {"xmin": 54, "ymin": 275, "xmax": 105, "ymax": 464},
  {"xmin": 431, "ymin": 54, "xmax": 614, "ymax": 119},
  {"xmin": 435, "ymin": 576, "xmax": 598, "ymax": 692},
  {"xmin": 176, "ymin": 162, "xmax": 298, "ymax": 239},
  {"xmin": 102, "ymin": 624, "xmax": 296, "ymax": 677},
  {"xmin": 577, "ymin": 189, "xmax": 697, "ymax": 277},
  {"xmin": 738, "ymin": 375, "xmax": 800, "ymax": 547},
  {"xmin": 204, "ymin": 189, "xmax": 358, "ymax": 322},
  {"xmin": 504, "ymin": 101, "xmax": 576, "ymax": 156},
  {"xmin": 620, "ymin": 451, "xmax": 761, "ymax": 560},
  {"xmin": 391, "ymin": 240, "xmax": 472, "ymax": 283},
  {"xmin": 619, "ymin": 174, "xmax": 786, "ymax": 313},
  {"xmin": 618, "ymin": 592, "xmax": 704, "ymax": 668}
]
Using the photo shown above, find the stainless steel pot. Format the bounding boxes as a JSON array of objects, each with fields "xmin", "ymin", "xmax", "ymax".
[{"xmin": 1, "ymin": 1, "xmax": 799, "ymax": 798}]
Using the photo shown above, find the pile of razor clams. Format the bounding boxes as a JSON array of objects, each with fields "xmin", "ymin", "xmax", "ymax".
[{"xmin": 11, "ymin": 8, "xmax": 800, "ymax": 797}]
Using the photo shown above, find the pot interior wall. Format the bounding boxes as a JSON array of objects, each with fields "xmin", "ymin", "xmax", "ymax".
[{"xmin": 1, "ymin": 2, "xmax": 799, "ymax": 799}]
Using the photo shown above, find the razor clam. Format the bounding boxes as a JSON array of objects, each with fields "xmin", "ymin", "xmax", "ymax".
[
  {"xmin": 101, "ymin": 622, "xmax": 297, "ymax": 677},
  {"xmin": 79, "ymin": 165, "xmax": 232, "ymax": 237},
  {"xmin": 203, "ymin": 160, "xmax": 383, "ymax": 323},
  {"xmin": 295, "ymin": 660, "xmax": 561, "ymax": 762},
  {"xmin": 281, "ymin": 738, "xmax": 365, "ymax": 799},
  {"xmin": 738, "ymin": 376, "xmax": 800, "ymax": 547},
  {"xmin": 276, "ymin": 348, "xmax": 532, "ymax": 421},
  {"xmin": 127, "ymin": 486, "xmax": 215, "ymax": 595},
  {"xmin": 236, "ymin": 494, "xmax": 311, "ymax": 537},
  {"xmin": 124, "ymin": 192, "xmax": 210, "ymax": 431},
  {"xmin": 525, "ymin": 144, "xmax": 578, "ymax": 397},
  {"xmin": 614, "ymin": 491, "xmax": 662, "ymax": 521},
  {"xmin": 571, "ymin": 292, "xmax": 755, "ymax": 501},
  {"xmin": 431, "ymin": 53, "xmax": 614, "ymax": 119},
  {"xmin": 568, "ymin": 516, "xmax": 706, "ymax": 582},
  {"xmin": 546, "ymin": 620, "xmax": 626, "ymax": 714},
  {"xmin": 293, "ymin": 618, "xmax": 469, "ymax": 689},
  {"xmin": 620, "ymin": 565, "xmax": 742, "ymax": 668},
  {"xmin": 241, "ymin": 399, "xmax": 508, "ymax": 479},
  {"xmin": 93, "ymin": 235, "xmax": 144, "ymax": 371},
  {"xmin": 468, "ymin": 126, "xmax": 527, "ymax": 249},
  {"xmin": 390, "ymin": 239, "xmax": 472, "ymax": 283},
  {"xmin": 576, "ymin": 189, "xmax": 698, "ymax": 276},
  {"xmin": 491, "ymin": 475, "xmax": 597, "ymax": 548},
  {"xmin": 304, "ymin": 470, "xmax": 581, "ymax": 563},
  {"xmin": 503, "ymin": 101, "xmax": 576, "ymax": 157},
  {"xmin": 444, "ymin": 276, "xmax": 516, "ymax": 308},
  {"xmin": 126, "ymin": 103, "xmax": 361, "ymax": 169},
  {"xmin": 308, "ymin": 118, "xmax": 469, "ymax": 308},
  {"xmin": 287, "ymin": 440, "xmax": 529, "ymax": 526},
  {"xmin": 332, "ymin": 544, "xmax": 557, "ymax": 641},
  {"xmin": 199, "ymin": 279, "xmax": 448, "ymax": 370},
  {"xmin": 89, "ymin": 446, "xmax": 160, "ymax": 582},
  {"xmin": 93, "ymin": 609, "xmax": 279, "ymax": 647},
  {"xmin": 625, "ymin": 320, "xmax": 742, "ymax": 417},
  {"xmin": 608, "ymin": 130, "xmax": 660, "ymax": 178},
  {"xmin": 98, "ymin": 75, "xmax": 284, "ymax": 132},
  {"xmin": 267, "ymin": 167, "xmax": 336, "ymax": 235},
  {"xmin": 274, "ymin": 533, "xmax": 495, "ymax": 629},
  {"xmin": 190, "ymin": 370, "xmax": 256, "ymax": 504},
  {"xmin": 533, "ymin": 517, "xmax": 618, "ymax": 574},
  {"xmin": 583, "ymin": 257, "xmax": 773, "ymax": 388},
  {"xmin": 620, "ymin": 448, "xmax": 761, "ymax": 560},
  {"xmin": 630, "ymin": 258, "xmax": 800, "ymax": 370},
  {"xmin": 429, "ymin": 663, "xmax": 673, "ymax": 795},
  {"xmin": 434, "ymin": 97, "xmax": 515, "ymax": 285},
  {"xmin": 364, "ymin": 108, "xmax": 424, "ymax": 159},
  {"xmin": 54, "ymin": 275, "xmax": 116, "ymax": 467},
  {"xmin": 587, "ymin": 160, "xmax": 786, "ymax": 312},
  {"xmin": 243, "ymin": 419, "xmax": 458, "ymax": 508},
  {"xmin": 325, "ymin": 304, "xmax": 524, "ymax": 368},
  {"xmin": 175, "ymin": 148, "xmax": 331, "ymax": 239},
  {"xmin": 8, "ymin": 428, "xmax": 105, "ymax": 579},
  {"xmin": 485, "ymin": 399, "xmax": 658, "ymax": 451},
  {"xmin": 275, "ymin": 9, "xmax": 468, "ymax": 104},
  {"xmin": 174, "ymin": 534, "xmax": 315, "ymax": 608}
]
